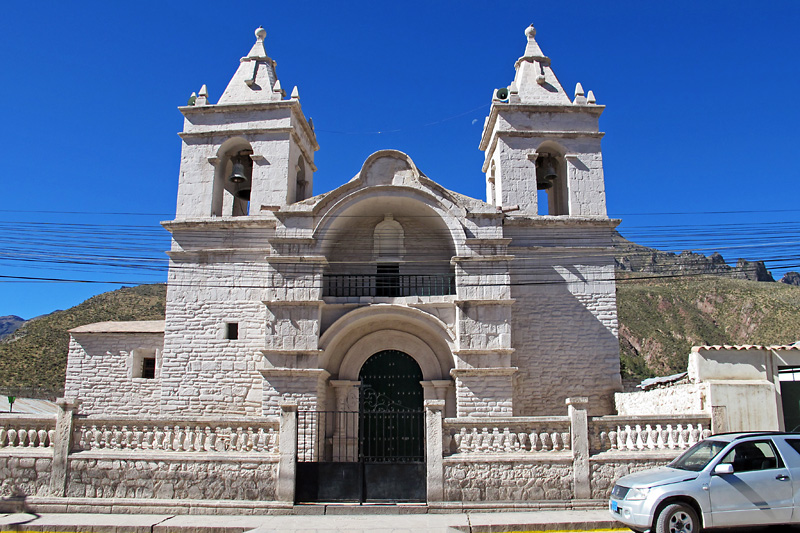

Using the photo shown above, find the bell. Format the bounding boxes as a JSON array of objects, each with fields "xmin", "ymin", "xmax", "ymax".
[
  {"xmin": 235, "ymin": 187, "xmax": 251, "ymax": 201},
  {"xmin": 536, "ymin": 155, "xmax": 558, "ymax": 190},
  {"xmin": 228, "ymin": 158, "xmax": 247, "ymax": 184}
]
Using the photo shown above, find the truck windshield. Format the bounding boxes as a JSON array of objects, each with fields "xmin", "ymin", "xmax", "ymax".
[{"xmin": 669, "ymin": 440, "xmax": 727, "ymax": 471}]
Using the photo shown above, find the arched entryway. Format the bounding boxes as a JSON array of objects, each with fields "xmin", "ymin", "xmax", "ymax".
[
  {"xmin": 359, "ymin": 349, "xmax": 424, "ymax": 463},
  {"xmin": 357, "ymin": 350, "xmax": 426, "ymax": 501},
  {"xmin": 295, "ymin": 349, "xmax": 427, "ymax": 503}
]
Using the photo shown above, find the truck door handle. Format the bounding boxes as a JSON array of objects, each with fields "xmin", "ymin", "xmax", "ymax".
[{"xmin": 776, "ymin": 474, "xmax": 790, "ymax": 481}]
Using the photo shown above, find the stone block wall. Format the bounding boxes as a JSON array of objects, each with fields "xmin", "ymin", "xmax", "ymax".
[
  {"xmin": 66, "ymin": 455, "xmax": 277, "ymax": 500},
  {"xmin": 509, "ymin": 250, "xmax": 620, "ymax": 416},
  {"xmin": 453, "ymin": 372, "xmax": 514, "ymax": 417},
  {"xmin": 0, "ymin": 453, "xmax": 51, "ymax": 497},
  {"xmin": 590, "ymin": 454, "xmax": 674, "ymax": 499},
  {"xmin": 444, "ymin": 457, "xmax": 573, "ymax": 501},
  {"xmin": 65, "ymin": 333, "xmax": 163, "ymax": 416},
  {"xmin": 615, "ymin": 383, "xmax": 707, "ymax": 416},
  {"xmin": 161, "ymin": 284, "xmax": 269, "ymax": 416}
]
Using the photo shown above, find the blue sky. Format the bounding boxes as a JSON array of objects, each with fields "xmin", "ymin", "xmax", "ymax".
[{"xmin": 1, "ymin": 1, "xmax": 799, "ymax": 319}]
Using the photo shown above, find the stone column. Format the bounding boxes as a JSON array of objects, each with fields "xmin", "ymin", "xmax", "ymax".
[
  {"xmin": 330, "ymin": 380, "xmax": 360, "ymax": 461},
  {"xmin": 425, "ymin": 399, "xmax": 445, "ymax": 502},
  {"xmin": 567, "ymin": 397, "xmax": 590, "ymax": 499},
  {"xmin": 50, "ymin": 398, "xmax": 80, "ymax": 497},
  {"xmin": 276, "ymin": 400, "xmax": 298, "ymax": 503}
]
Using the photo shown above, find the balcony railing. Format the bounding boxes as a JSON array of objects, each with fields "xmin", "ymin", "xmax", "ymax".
[{"xmin": 323, "ymin": 274, "xmax": 456, "ymax": 297}]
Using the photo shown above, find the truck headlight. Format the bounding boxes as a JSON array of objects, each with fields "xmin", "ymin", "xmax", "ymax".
[{"xmin": 626, "ymin": 487, "xmax": 650, "ymax": 501}]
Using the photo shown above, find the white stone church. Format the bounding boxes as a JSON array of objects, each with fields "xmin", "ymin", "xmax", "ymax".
[
  {"xmin": 59, "ymin": 25, "xmax": 629, "ymax": 504},
  {"xmin": 66, "ymin": 24, "xmax": 620, "ymax": 421}
]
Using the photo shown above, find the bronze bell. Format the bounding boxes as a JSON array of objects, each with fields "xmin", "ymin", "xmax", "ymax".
[
  {"xmin": 536, "ymin": 155, "xmax": 558, "ymax": 190},
  {"xmin": 228, "ymin": 151, "xmax": 253, "ymax": 200},
  {"xmin": 228, "ymin": 154, "xmax": 248, "ymax": 184}
]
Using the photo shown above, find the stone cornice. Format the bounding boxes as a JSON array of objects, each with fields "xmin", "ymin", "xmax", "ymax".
[
  {"xmin": 503, "ymin": 217, "xmax": 620, "ymax": 228},
  {"xmin": 162, "ymin": 218, "xmax": 278, "ymax": 231},
  {"xmin": 450, "ymin": 367, "xmax": 518, "ymax": 377},
  {"xmin": 480, "ymin": 103, "xmax": 604, "ymax": 151}
]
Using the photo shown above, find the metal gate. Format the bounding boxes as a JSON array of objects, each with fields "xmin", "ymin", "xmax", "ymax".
[{"xmin": 296, "ymin": 350, "xmax": 426, "ymax": 503}]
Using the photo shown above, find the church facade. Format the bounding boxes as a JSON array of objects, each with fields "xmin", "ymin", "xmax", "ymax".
[{"xmin": 63, "ymin": 27, "xmax": 625, "ymax": 502}]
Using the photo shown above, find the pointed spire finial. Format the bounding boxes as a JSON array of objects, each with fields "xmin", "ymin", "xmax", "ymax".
[
  {"xmin": 573, "ymin": 82, "xmax": 587, "ymax": 105},
  {"xmin": 255, "ymin": 27, "xmax": 266, "ymax": 42},
  {"xmin": 587, "ymin": 90, "xmax": 596, "ymax": 104},
  {"xmin": 525, "ymin": 25, "xmax": 536, "ymax": 39},
  {"xmin": 196, "ymin": 85, "xmax": 209, "ymax": 106},
  {"xmin": 290, "ymin": 86, "xmax": 299, "ymax": 99}
]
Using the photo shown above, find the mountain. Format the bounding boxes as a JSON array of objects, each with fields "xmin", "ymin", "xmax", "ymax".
[
  {"xmin": 0, "ymin": 284, "xmax": 166, "ymax": 396},
  {"xmin": 613, "ymin": 233, "xmax": 774, "ymax": 282},
  {"xmin": 0, "ymin": 316, "xmax": 26, "ymax": 340}
]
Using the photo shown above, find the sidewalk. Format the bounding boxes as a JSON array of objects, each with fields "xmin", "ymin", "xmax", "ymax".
[{"xmin": 0, "ymin": 509, "xmax": 629, "ymax": 533}]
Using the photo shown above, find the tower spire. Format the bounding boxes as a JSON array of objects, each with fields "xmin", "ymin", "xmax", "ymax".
[
  {"xmin": 511, "ymin": 25, "xmax": 570, "ymax": 104},
  {"xmin": 217, "ymin": 27, "xmax": 282, "ymax": 104}
]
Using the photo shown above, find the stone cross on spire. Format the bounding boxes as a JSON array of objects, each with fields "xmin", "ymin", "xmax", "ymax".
[
  {"xmin": 217, "ymin": 27, "xmax": 283, "ymax": 104},
  {"xmin": 510, "ymin": 25, "xmax": 570, "ymax": 105}
]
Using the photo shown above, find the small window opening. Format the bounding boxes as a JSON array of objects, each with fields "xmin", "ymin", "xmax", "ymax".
[
  {"xmin": 376, "ymin": 263, "xmax": 400, "ymax": 297},
  {"xmin": 226, "ymin": 322, "xmax": 239, "ymax": 340},
  {"xmin": 142, "ymin": 357, "xmax": 156, "ymax": 379}
]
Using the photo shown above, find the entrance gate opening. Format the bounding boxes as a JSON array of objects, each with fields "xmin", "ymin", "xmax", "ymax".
[{"xmin": 295, "ymin": 350, "xmax": 426, "ymax": 503}]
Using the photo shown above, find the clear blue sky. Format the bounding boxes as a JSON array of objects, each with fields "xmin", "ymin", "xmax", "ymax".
[{"xmin": 1, "ymin": 1, "xmax": 799, "ymax": 319}]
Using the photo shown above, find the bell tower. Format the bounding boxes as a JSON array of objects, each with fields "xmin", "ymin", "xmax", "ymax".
[
  {"xmin": 480, "ymin": 25, "xmax": 607, "ymax": 217},
  {"xmin": 174, "ymin": 27, "xmax": 319, "ymax": 218}
]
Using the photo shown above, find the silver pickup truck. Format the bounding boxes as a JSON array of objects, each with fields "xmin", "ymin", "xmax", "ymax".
[{"xmin": 609, "ymin": 432, "xmax": 800, "ymax": 533}]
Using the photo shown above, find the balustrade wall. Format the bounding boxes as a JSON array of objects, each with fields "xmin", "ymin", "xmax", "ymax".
[{"xmin": 0, "ymin": 402, "xmax": 712, "ymax": 506}]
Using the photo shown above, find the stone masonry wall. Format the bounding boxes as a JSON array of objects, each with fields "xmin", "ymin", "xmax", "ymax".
[
  {"xmin": 590, "ymin": 454, "xmax": 676, "ymax": 499},
  {"xmin": 454, "ymin": 374, "xmax": 513, "ymax": 417},
  {"xmin": 444, "ymin": 457, "xmax": 573, "ymax": 501},
  {"xmin": 509, "ymin": 250, "xmax": 621, "ymax": 416},
  {"xmin": 615, "ymin": 383, "xmax": 707, "ymax": 416},
  {"xmin": 161, "ymin": 279, "xmax": 269, "ymax": 416},
  {"xmin": 66, "ymin": 454, "xmax": 277, "ymax": 500},
  {"xmin": 65, "ymin": 333, "xmax": 163, "ymax": 416},
  {"xmin": 0, "ymin": 453, "xmax": 51, "ymax": 497}
]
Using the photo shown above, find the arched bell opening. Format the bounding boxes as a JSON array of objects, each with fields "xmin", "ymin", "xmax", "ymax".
[
  {"xmin": 211, "ymin": 137, "xmax": 254, "ymax": 217},
  {"xmin": 294, "ymin": 155, "xmax": 307, "ymax": 203},
  {"xmin": 535, "ymin": 142, "xmax": 569, "ymax": 215}
]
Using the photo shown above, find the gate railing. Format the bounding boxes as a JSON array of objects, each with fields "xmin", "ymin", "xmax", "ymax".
[{"xmin": 297, "ymin": 410, "xmax": 424, "ymax": 463}]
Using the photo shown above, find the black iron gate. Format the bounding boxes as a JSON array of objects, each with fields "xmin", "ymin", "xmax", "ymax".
[{"xmin": 296, "ymin": 350, "xmax": 426, "ymax": 503}]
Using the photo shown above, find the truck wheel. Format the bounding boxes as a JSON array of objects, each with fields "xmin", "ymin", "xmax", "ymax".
[{"xmin": 655, "ymin": 502, "xmax": 701, "ymax": 533}]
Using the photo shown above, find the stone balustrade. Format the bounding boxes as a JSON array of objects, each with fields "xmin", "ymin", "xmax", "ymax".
[
  {"xmin": 72, "ymin": 417, "xmax": 280, "ymax": 454},
  {"xmin": 0, "ymin": 417, "xmax": 56, "ymax": 448},
  {"xmin": 590, "ymin": 415, "xmax": 711, "ymax": 454},
  {"xmin": 443, "ymin": 417, "xmax": 571, "ymax": 455}
]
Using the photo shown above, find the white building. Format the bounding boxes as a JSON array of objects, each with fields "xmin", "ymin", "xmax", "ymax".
[{"xmin": 64, "ymin": 25, "xmax": 624, "ymax": 503}]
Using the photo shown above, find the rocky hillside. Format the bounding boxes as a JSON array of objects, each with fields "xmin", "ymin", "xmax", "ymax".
[
  {"xmin": 613, "ymin": 233, "xmax": 775, "ymax": 282},
  {"xmin": 0, "ymin": 284, "xmax": 166, "ymax": 395},
  {"xmin": 0, "ymin": 316, "xmax": 26, "ymax": 340},
  {"xmin": 617, "ymin": 274, "xmax": 800, "ymax": 379}
]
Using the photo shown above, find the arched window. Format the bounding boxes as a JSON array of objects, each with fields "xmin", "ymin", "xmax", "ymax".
[{"xmin": 373, "ymin": 214, "xmax": 404, "ymax": 260}]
